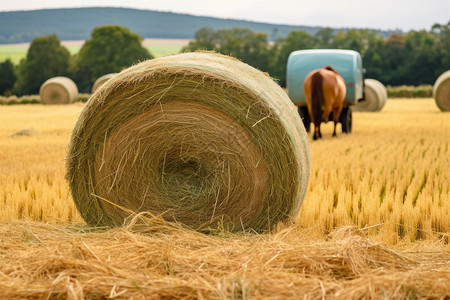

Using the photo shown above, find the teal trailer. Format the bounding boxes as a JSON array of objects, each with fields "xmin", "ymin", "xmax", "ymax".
[{"xmin": 286, "ymin": 49, "xmax": 365, "ymax": 133}]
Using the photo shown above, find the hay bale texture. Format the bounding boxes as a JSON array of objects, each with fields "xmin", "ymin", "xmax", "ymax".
[
  {"xmin": 91, "ymin": 73, "xmax": 118, "ymax": 94},
  {"xmin": 353, "ymin": 79, "xmax": 387, "ymax": 112},
  {"xmin": 66, "ymin": 52, "xmax": 311, "ymax": 232},
  {"xmin": 39, "ymin": 76, "xmax": 78, "ymax": 104},
  {"xmin": 433, "ymin": 70, "xmax": 450, "ymax": 112}
]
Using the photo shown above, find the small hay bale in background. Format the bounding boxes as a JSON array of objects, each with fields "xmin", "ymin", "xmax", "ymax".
[
  {"xmin": 433, "ymin": 70, "xmax": 450, "ymax": 112},
  {"xmin": 371, "ymin": 79, "xmax": 388, "ymax": 111},
  {"xmin": 39, "ymin": 76, "xmax": 78, "ymax": 105},
  {"xmin": 91, "ymin": 73, "xmax": 118, "ymax": 94},
  {"xmin": 66, "ymin": 52, "xmax": 311, "ymax": 233},
  {"xmin": 10, "ymin": 129, "xmax": 38, "ymax": 137},
  {"xmin": 353, "ymin": 79, "xmax": 387, "ymax": 112}
]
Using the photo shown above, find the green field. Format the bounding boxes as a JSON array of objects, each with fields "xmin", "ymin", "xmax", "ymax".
[
  {"xmin": 0, "ymin": 41, "xmax": 187, "ymax": 64},
  {"xmin": 0, "ymin": 46, "xmax": 26, "ymax": 64}
]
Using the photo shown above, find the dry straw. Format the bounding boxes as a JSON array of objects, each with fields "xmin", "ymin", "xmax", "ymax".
[
  {"xmin": 353, "ymin": 78, "xmax": 387, "ymax": 112},
  {"xmin": 433, "ymin": 70, "xmax": 450, "ymax": 112},
  {"xmin": 66, "ymin": 52, "xmax": 311, "ymax": 232},
  {"xmin": 91, "ymin": 73, "xmax": 118, "ymax": 94},
  {"xmin": 1, "ymin": 220, "xmax": 449, "ymax": 299},
  {"xmin": 39, "ymin": 76, "xmax": 79, "ymax": 104}
]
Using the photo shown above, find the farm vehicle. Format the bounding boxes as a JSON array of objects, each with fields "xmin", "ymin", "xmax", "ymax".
[{"xmin": 286, "ymin": 49, "xmax": 365, "ymax": 133}]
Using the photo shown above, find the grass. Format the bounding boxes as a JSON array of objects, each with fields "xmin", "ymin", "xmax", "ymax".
[
  {"xmin": 144, "ymin": 44, "xmax": 186, "ymax": 57},
  {"xmin": 0, "ymin": 39, "xmax": 188, "ymax": 64},
  {"xmin": 0, "ymin": 98, "xmax": 449, "ymax": 298},
  {"xmin": 0, "ymin": 46, "xmax": 26, "ymax": 64}
]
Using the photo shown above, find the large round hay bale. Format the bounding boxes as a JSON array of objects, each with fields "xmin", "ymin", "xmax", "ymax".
[
  {"xmin": 353, "ymin": 79, "xmax": 387, "ymax": 112},
  {"xmin": 433, "ymin": 70, "xmax": 450, "ymax": 112},
  {"xmin": 66, "ymin": 52, "xmax": 311, "ymax": 233},
  {"xmin": 91, "ymin": 73, "xmax": 118, "ymax": 93},
  {"xmin": 39, "ymin": 76, "xmax": 78, "ymax": 104}
]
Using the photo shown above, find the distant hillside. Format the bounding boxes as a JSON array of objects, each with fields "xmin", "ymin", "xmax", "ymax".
[{"xmin": 0, "ymin": 7, "xmax": 396, "ymax": 44}]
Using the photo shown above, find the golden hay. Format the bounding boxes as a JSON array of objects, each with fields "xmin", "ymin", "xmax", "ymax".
[
  {"xmin": 433, "ymin": 70, "xmax": 450, "ymax": 112},
  {"xmin": 39, "ymin": 76, "xmax": 79, "ymax": 105},
  {"xmin": 66, "ymin": 52, "xmax": 311, "ymax": 233},
  {"xmin": 1, "ymin": 219, "xmax": 449, "ymax": 299},
  {"xmin": 353, "ymin": 79, "xmax": 387, "ymax": 112},
  {"xmin": 91, "ymin": 73, "xmax": 118, "ymax": 94}
]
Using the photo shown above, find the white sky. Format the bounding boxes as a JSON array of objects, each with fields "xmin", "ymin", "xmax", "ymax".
[{"xmin": 1, "ymin": 0, "xmax": 449, "ymax": 32}]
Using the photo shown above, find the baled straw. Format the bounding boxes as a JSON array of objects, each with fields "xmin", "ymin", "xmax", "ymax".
[
  {"xmin": 371, "ymin": 79, "xmax": 388, "ymax": 111},
  {"xmin": 39, "ymin": 76, "xmax": 78, "ymax": 104},
  {"xmin": 433, "ymin": 70, "xmax": 450, "ymax": 112},
  {"xmin": 353, "ymin": 79, "xmax": 387, "ymax": 112},
  {"xmin": 91, "ymin": 73, "xmax": 118, "ymax": 94},
  {"xmin": 66, "ymin": 52, "xmax": 311, "ymax": 232}
]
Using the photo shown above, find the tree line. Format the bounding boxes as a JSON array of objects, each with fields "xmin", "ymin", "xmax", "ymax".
[{"xmin": 0, "ymin": 22, "xmax": 449, "ymax": 96}]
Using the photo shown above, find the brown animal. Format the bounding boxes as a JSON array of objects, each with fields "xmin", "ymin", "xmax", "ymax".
[{"xmin": 304, "ymin": 65, "xmax": 346, "ymax": 140}]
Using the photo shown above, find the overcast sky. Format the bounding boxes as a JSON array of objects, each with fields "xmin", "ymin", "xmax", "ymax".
[{"xmin": 1, "ymin": 0, "xmax": 449, "ymax": 32}]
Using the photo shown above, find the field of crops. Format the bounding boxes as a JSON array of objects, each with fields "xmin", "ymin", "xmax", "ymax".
[
  {"xmin": 0, "ymin": 98, "xmax": 449, "ymax": 298},
  {"xmin": 0, "ymin": 38, "xmax": 190, "ymax": 63}
]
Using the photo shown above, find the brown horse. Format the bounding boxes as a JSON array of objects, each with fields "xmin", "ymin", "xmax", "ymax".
[{"xmin": 303, "ymin": 65, "xmax": 346, "ymax": 140}]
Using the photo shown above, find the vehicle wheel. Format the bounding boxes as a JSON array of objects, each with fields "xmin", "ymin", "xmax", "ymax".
[
  {"xmin": 340, "ymin": 106, "xmax": 352, "ymax": 133},
  {"xmin": 298, "ymin": 106, "xmax": 311, "ymax": 132}
]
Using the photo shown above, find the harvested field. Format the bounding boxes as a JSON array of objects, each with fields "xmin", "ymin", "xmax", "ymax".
[{"xmin": 0, "ymin": 98, "xmax": 449, "ymax": 298}]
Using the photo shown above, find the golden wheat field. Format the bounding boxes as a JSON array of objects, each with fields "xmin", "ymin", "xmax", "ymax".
[{"xmin": 1, "ymin": 98, "xmax": 449, "ymax": 299}]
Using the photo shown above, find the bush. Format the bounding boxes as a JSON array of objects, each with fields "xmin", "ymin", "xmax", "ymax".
[
  {"xmin": 0, "ymin": 95, "xmax": 41, "ymax": 105},
  {"xmin": 387, "ymin": 85, "xmax": 433, "ymax": 98},
  {"xmin": 20, "ymin": 98, "xmax": 41, "ymax": 104},
  {"xmin": 76, "ymin": 93, "xmax": 91, "ymax": 103},
  {"xmin": 6, "ymin": 99, "xmax": 19, "ymax": 105}
]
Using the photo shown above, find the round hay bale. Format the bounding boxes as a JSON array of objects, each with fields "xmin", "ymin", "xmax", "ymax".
[
  {"xmin": 433, "ymin": 70, "xmax": 450, "ymax": 112},
  {"xmin": 370, "ymin": 79, "xmax": 387, "ymax": 111},
  {"xmin": 66, "ymin": 52, "xmax": 311, "ymax": 233},
  {"xmin": 91, "ymin": 73, "xmax": 118, "ymax": 94},
  {"xmin": 353, "ymin": 79, "xmax": 386, "ymax": 112},
  {"xmin": 39, "ymin": 76, "xmax": 78, "ymax": 104}
]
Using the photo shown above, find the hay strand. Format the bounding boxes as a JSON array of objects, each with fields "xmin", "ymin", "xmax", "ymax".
[
  {"xmin": 66, "ymin": 52, "xmax": 310, "ymax": 232},
  {"xmin": 91, "ymin": 73, "xmax": 118, "ymax": 93},
  {"xmin": 1, "ymin": 220, "xmax": 449, "ymax": 299},
  {"xmin": 39, "ymin": 76, "xmax": 79, "ymax": 105},
  {"xmin": 433, "ymin": 70, "xmax": 450, "ymax": 112}
]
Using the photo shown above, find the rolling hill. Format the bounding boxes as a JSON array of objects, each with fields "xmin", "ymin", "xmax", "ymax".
[{"xmin": 0, "ymin": 7, "xmax": 395, "ymax": 44}]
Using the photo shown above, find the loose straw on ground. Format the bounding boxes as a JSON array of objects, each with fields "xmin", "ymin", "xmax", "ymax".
[
  {"xmin": 1, "ymin": 220, "xmax": 449, "ymax": 299},
  {"xmin": 66, "ymin": 52, "xmax": 310, "ymax": 232}
]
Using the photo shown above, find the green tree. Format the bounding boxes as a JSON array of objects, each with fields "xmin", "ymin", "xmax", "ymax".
[
  {"xmin": 183, "ymin": 27, "xmax": 270, "ymax": 74},
  {"xmin": 402, "ymin": 30, "xmax": 439, "ymax": 85},
  {"xmin": 71, "ymin": 25, "xmax": 153, "ymax": 92},
  {"xmin": 215, "ymin": 28, "xmax": 270, "ymax": 72},
  {"xmin": 315, "ymin": 27, "xmax": 335, "ymax": 48},
  {"xmin": 15, "ymin": 34, "xmax": 70, "ymax": 95},
  {"xmin": 379, "ymin": 33, "xmax": 407, "ymax": 85},
  {"xmin": 270, "ymin": 31, "xmax": 316, "ymax": 86},
  {"xmin": 0, "ymin": 59, "xmax": 16, "ymax": 95},
  {"xmin": 182, "ymin": 27, "xmax": 217, "ymax": 51},
  {"xmin": 362, "ymin": 35, "xmax": 387, "ymax": 82},
  {"xmin": 431, "ymin": 22, "xmax": 450, "ymax": 80}
]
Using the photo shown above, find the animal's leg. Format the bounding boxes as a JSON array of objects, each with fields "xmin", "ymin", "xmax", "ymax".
[
  {"xmin": 313, "ymin": 124, "xmax": 319, "ymax": 140},
  {"xmin": 322, "ymin": 106, "xmax": 332, "ymax": 123},
  {"xmin": 332, "ymin": 106, "xmax": 343, "ymax": 137}
]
